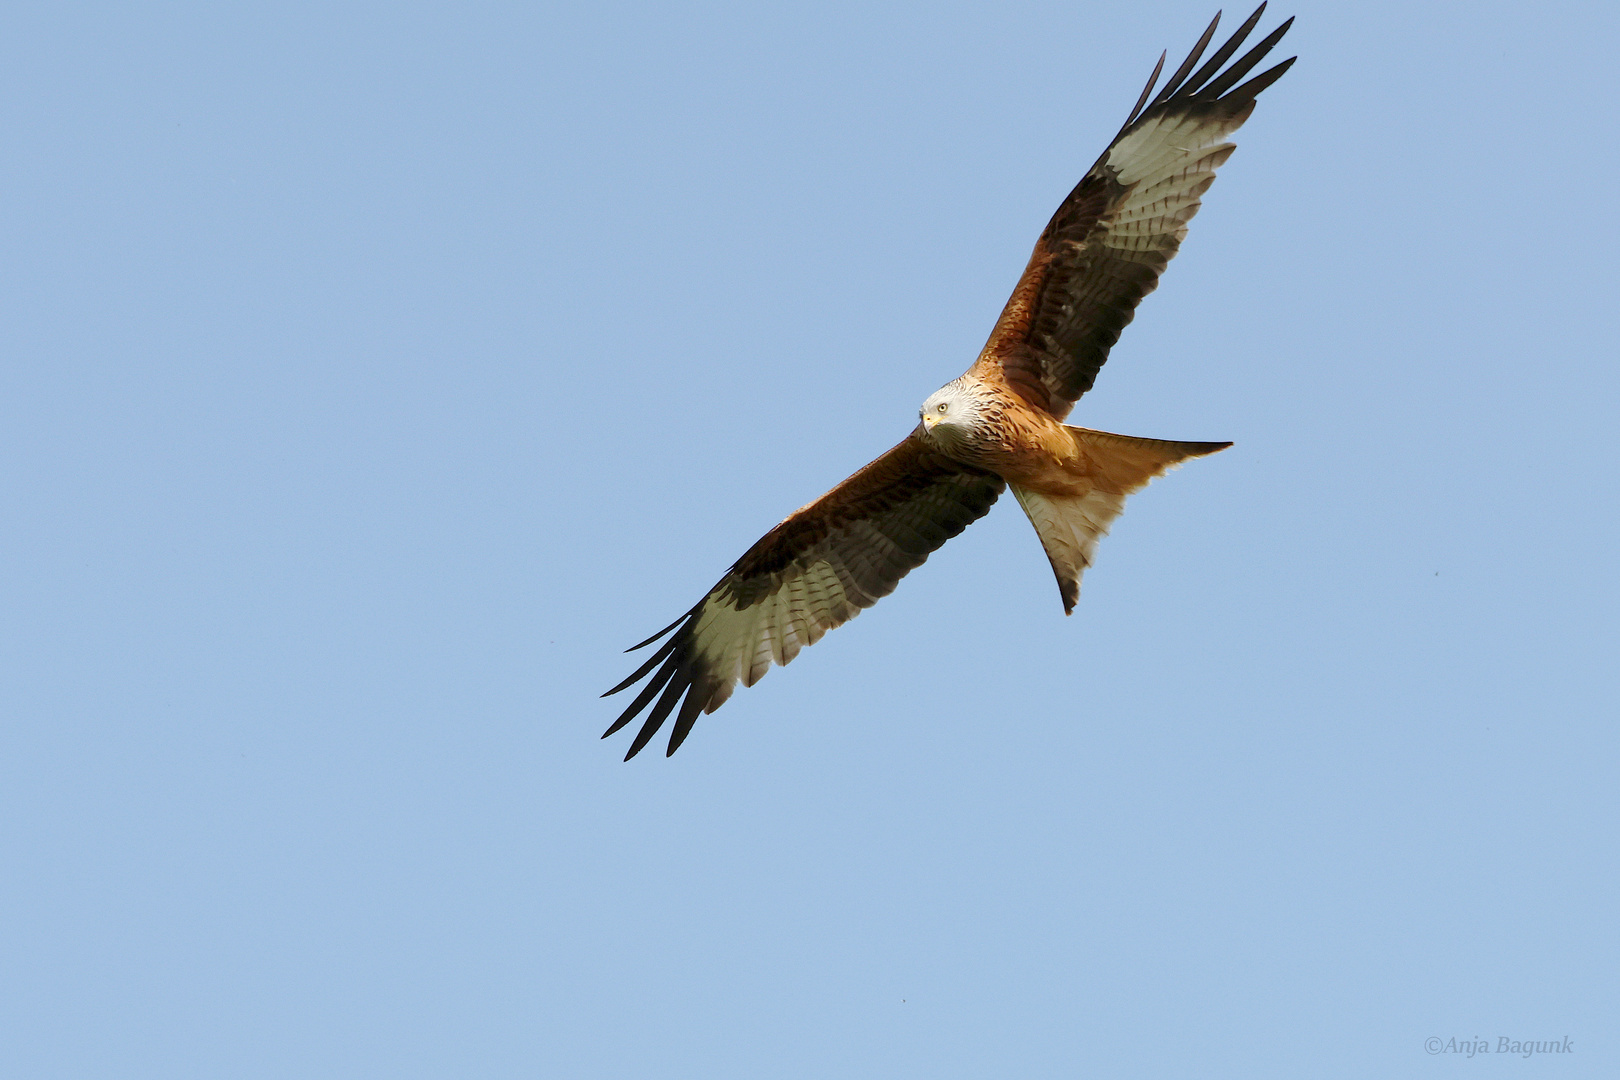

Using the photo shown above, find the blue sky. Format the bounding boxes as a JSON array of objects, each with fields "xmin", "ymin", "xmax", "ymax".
[{"xmin": 2, "ymin": 2, "xmax": 1616, "ymax": 1076}]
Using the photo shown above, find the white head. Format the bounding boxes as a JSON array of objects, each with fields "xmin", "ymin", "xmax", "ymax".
[{"xmin": 919, "ymin": 378, "xmax": 988, "ymax": 449}]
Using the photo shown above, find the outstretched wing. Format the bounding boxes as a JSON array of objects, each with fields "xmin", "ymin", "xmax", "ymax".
[
  {"xmin": 602, "ymin": 435, "xmax": 1004, "ymax": 759},
  {"xmin": 972, "ymin": 4, "xmax": 1295, "ymax": 420}
]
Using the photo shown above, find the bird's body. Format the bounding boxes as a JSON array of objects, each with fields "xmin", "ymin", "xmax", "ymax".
[
  {"xmin": 603, "ymin": 6, "xmax": 1295, "ymax": 758},
  {"xmin": 919, "ymin": 375, "xmax": 1050, "ymax": 478},
  {"xmin": 920, "ymin": 372, "xmax": 1231, "ymax": 612},
  {"xmin": 922, "ymin": 375, "xmax": 1113, "ymax": 493}
]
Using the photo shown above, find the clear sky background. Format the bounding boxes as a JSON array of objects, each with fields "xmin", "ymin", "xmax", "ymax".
[{"xmin": 2, "ymin": 2, "xmax": 1615, "ymax": 1077}]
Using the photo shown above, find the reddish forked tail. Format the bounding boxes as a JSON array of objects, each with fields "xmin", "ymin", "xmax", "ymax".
[{"xmin": 1013, "ymin": 428, "xmax": 1229, "ymax": 613}]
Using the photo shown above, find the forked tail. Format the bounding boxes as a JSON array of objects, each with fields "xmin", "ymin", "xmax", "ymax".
[{"xmin": 1012, "ymin": 428, "xmax": 1229, "ymax": 613}]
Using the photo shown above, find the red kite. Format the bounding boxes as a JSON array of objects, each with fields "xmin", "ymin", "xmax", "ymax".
[{"xmin": 604, "ymin": 6, "xmax": 1294, "ymax": 758}]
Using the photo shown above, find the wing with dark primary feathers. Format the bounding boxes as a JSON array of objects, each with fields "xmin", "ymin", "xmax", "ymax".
[
  {"xmin": 601, "ymin": 435, "xmax": 1004, "ymax": 759},
  {"xmin": 971, "ymin": 4, "xmax": 1295, "ymax": 420}
]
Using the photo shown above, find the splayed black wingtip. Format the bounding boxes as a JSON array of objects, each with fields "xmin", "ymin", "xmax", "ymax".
[
  {"xmin": 1148, "ymin": 10, "xmax": 1223, "ymax": 109},
  {"xmin": 603, "ymin": 647, "xmax": 683, "ymax": 737},
  {"xmin": 1178, "ymin": 5, "xmax": 1270, "ymax": 101},
  {"xmin": 1195, "ymin": 15, "xmax": 1294, "ymax": 101},
  {"xmin": 623, "ymin": 601, "xmax": 702, "ymax": 653},
  {"xmin": 623, "ymin": 672, "xmax": 690, "ymax": 759},
  {"xmin": 664, "ymin": 688, "xmax": 708, "ymax": 757},
  {"xmin": 1227, "ymin": 54, "xmax": 1295, "ymax": 102},
  {"xmin": 1118, "ymin": 50, "xmax": 1168, "ymax": 138},
  {"xmin": 1115, "ymin": 3, "xmax": 1292, "ymax": 142},
  {"xmin": 601, "ymin": 631, "xmax": 683, "ymax": 699}
]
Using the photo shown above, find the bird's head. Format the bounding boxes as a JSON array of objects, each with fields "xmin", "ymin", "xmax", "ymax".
[{"xmin": 919, "ymin": 378, "xmax": 987, "ymax": 448}]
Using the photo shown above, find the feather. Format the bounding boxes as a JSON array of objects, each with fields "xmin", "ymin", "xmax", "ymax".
[
  {"xmin": 602, "ymin": 9, "xmax": 1294, "ymax": 758},
  {"xmin": 604, "ymin": 438, "xmax": 1003, "ymax": 757},
  {"xmin": 971, "ymin": 7, "xmax": 1294, "ymax": 420}
]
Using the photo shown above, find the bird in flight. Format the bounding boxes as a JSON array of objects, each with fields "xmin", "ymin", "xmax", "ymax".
[{"xmin": 604, "ymin": 6, "xmax": 1294, "ymax": 759}]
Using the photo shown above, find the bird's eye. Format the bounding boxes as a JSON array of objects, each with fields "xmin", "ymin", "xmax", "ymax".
[{"xmin": 936, "ymin": 403, "xmax": 948, "ymax": 414}]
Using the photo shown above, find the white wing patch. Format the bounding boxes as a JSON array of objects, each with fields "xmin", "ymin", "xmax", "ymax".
[
  {"xmin": 687, "ymin": 549, "xmax": 866, "ymax": 716},
  {"xmin": 1105, "ymin": 110, "xmax": 1245, "ymax": 186},
  {"xmin": 1101, "ymin": 111, "xmax": 1249, "ymax": 259}
]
